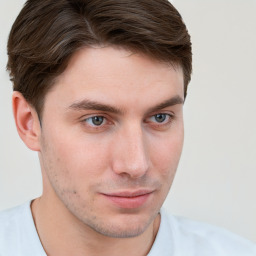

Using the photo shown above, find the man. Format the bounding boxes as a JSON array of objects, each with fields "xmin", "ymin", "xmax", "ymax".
[{"xmin": 0, "ymin": 0, "xmax": 255, "ymax": 255}]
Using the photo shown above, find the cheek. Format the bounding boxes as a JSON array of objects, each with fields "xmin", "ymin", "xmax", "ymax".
[
  {"xmin": 150, "ymin": 130, "xmax": 184, "ymax": 178},
  {"xmin": 41, "ymin": 128, "xmax": 111, "ymax": 187}
]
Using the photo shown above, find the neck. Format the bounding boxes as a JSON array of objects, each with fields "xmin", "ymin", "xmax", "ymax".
[{"xmin": 31, "ymin": 195, "xmax": 160, "ymax": 256}]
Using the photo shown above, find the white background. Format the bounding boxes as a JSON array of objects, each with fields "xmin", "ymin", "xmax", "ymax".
[{"xmin": 0, "ymin": 0, "xmax": 255, "ymax": 242}]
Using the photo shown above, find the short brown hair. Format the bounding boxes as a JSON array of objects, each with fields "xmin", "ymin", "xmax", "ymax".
[{"xmin": 7, "ymin": 0, "xmax": 192, "ymax": 117}]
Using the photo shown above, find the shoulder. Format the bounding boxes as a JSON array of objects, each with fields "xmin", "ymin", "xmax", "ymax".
[
  {"xmin": 0, "ymin": 202, "xmax": 30, "ymax": 254},
  {"xmin": 153, "ymin": 209, "xmax": 256, "ymax": 256},
  {"xmin": 0, "ymin": 201, "xmax": 30, "ymax": 236},
  {"xmin": 0, "ymin": 201, "xmax": 46, "ymax": 256}
]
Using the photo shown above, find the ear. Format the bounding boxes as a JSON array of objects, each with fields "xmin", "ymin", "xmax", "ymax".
[{"xmin": 12, "ymin": 91, "xmax": 41, "ymax": 151}]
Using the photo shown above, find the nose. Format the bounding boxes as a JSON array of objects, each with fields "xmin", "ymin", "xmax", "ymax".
[{"xmin": 111, "ymin": 123, "xmax": 150, "ymax": 179}]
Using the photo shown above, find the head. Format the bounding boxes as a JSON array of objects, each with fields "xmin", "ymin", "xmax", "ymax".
[{"xmin": 7, "ymin": 0, "xmax": 192, "ymax": 238}]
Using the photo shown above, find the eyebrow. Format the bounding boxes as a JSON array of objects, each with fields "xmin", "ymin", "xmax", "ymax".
[
  {"xmin": 67, "ymin": 95, "xmax": 184, "ymax": 115},
  {"xmin": 146, "ymin": 95, "xmax": 184, "ymax": 114},
  {"xmin": 68, "ymin": 99, "xmax": 123, "ymax": 114}
]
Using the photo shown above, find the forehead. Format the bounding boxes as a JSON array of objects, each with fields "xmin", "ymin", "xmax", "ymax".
[{"xmin": 45, "ymin": 47, "xmax": 184, "ymax": 112}]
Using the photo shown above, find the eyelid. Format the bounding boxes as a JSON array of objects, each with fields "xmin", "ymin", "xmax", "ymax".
[
  {"xmin": 146, "ymin": 111, "xmax": 174, "ymax": 120},
  {"xmin": 80, "ymin": 114, "xmax": 111, "ymax": 128},
  {"xmin": 80, "ymin": 113, "xmax": 108, "ymax": 121},
  {"xmin": 85, "ymin": 116, "xmax": 106, "ymax": 126},
  {"xmin": 144, "ymin": 112, "xmax": 175, "ymax": 128}
]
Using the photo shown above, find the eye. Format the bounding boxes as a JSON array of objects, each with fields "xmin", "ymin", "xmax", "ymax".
[
  {"xmin": 153, "ymin": 114, "xmax": 167, "ymax": 123},
  {"xmin": 84, "ymin": 116, "xmax": 105, "ymax": 126},
  {"xmin": 149, "ymin": 113, "xmax": 171, "ymax": 124}
]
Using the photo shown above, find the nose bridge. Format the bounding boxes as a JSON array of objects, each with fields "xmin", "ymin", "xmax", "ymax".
[{"xmin": 112, "ymin": 122, "xmax": 149, "ymax": 178}]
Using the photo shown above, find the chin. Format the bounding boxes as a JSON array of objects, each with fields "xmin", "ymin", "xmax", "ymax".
[
  {"xmin": 82, "ymin": 210, "xmax": 159, "ymax": 238},
  {"xmin": 88, "ymin": 219, "xmax": 150, "ymax": 238}
]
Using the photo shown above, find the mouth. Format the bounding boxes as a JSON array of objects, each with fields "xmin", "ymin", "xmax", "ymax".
[{"xmin": 100, "ymin": 190, "xmax": 154, "ymax": 209}]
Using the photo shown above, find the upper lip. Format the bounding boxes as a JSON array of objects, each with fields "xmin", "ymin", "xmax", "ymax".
[{"xmin": 102, "ymin": 189, "xmax": 154, "ymax": 197}]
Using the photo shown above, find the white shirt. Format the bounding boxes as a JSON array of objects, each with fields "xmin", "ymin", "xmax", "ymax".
[{"xmin": 0, "ymin": 201, "xmax": 255, "ymax": 256}]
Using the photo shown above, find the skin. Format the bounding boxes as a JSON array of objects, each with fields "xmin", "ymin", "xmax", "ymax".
[{"xmin": 13, "ymin": 46, "xmax": 184, "ymax": 256}]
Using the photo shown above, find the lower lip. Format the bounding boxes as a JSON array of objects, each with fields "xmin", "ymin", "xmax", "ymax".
[{"xmin": 102, "ymin": 193, "xmax": 152, "ymax": 209}]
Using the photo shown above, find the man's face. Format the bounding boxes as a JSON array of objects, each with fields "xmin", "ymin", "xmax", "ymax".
[{"xmin": 39, "ymin": 47, "xmax": 184, "ymax": 238}]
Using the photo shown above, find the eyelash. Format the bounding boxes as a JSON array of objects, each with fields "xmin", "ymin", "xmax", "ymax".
[
  {"xmin": 146, "ymin": 113, "xmax": 173, "ymax": 125},
  {"xmin": 81, "ymin": 113, "xmax": 174, "ymax": 131},
  {"xmin": 81, "ymin": 115, "xmax": 110, "ymax": 130}
]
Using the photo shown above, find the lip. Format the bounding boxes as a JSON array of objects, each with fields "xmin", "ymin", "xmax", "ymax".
[{"xmin": 101, "ymin": 190, "xmax": 154, "ymax": 209}]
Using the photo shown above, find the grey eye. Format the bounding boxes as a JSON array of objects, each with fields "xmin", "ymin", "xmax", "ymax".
[
  {"xmin": 154, "ymin": 114, "xmax": 167, "ymax": 123},
  {"xmin": 90, "ymin": 116, "xmax": 104, "ymax": 126}
]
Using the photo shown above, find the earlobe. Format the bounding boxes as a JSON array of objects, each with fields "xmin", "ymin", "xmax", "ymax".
[{"xmin": 12, "ymin": 91, "xmax": 41, "ymax": 151}]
